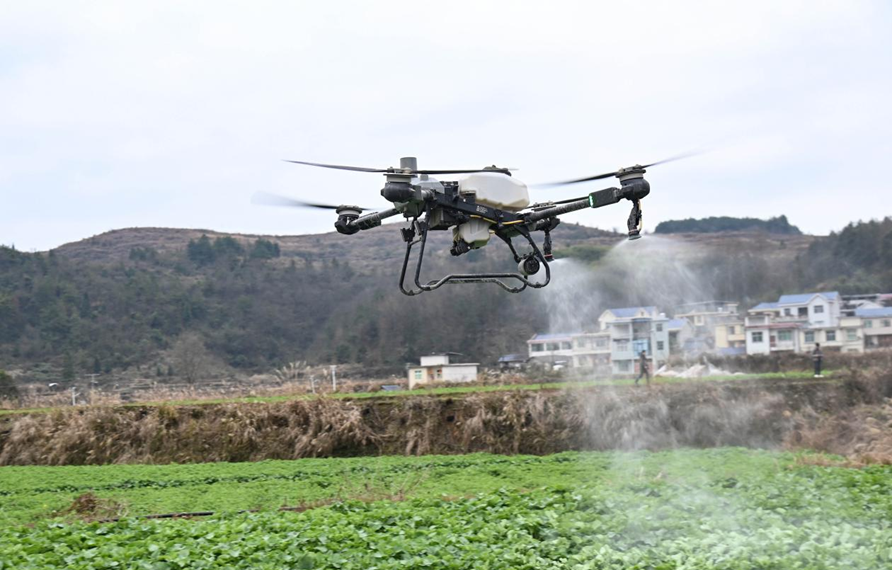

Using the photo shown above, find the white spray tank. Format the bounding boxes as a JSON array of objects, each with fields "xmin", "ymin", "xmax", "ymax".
[{"xmin": 452, "ymin": 172, "xmax": 531, "ymax": 249}]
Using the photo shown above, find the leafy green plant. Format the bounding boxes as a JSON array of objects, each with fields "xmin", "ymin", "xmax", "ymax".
[{"xmin": 2, "ymin": 449, "xmax": 892, "ymax": 568}]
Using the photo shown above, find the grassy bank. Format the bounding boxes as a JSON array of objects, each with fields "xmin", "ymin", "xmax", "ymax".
[{"xmin": 0, "ymin": 371, "xmax": 828, "ymax": 417}]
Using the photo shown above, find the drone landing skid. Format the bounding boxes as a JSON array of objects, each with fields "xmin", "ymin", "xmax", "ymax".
[{"xmin": 398, "ymin": 220, "xmax": 551, "ymax": 296}]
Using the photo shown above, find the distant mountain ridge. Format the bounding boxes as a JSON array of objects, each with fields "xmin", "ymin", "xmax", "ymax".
[{"xmin": 655, "ymin": 215, "xmax": 802, "ymax": 235}]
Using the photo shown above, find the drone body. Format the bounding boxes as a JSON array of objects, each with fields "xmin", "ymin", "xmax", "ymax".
[{"xmin": 258, "ymin": 155, "xmax": 667, "ymax": 295}]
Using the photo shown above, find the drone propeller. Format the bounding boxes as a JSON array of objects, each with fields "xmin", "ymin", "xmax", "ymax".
[
  {"xmin": 284, "ymin": 159, "xmax": 511, "ymax": 176},
  {"xmin": 251, "ymin": 191, "xmax": 373, "ymax": 211},
  {"xmin": 535, "ymin": 151, "xmax": 701, "ymax": 188}
]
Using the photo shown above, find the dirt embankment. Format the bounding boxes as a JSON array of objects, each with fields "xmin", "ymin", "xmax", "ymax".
[{"xmin": 2, "ymin": 376, "xmax": 884, "ymax": 466}]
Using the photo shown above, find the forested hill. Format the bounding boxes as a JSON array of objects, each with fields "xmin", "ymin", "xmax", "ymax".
[
  {"xmin": 0, "ymin": 223, "xmax": 619, "ymax": 380},
  {"xmin": 2, "ymin": 218, "xmax": 889, "ymax": 382},
  {"xmin": 655, "ymin": 215, "xmax": 801, "ymax": 235}
]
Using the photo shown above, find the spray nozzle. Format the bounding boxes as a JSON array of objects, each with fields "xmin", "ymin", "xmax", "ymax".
[{"xmin": 627, "ymin": 199, "xmax": 643, "ymax": 240}]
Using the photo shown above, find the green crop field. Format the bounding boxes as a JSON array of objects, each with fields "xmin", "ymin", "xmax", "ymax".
[{"xmin": 2, "ymin": 448, "xmax": 891, "ymax": 569}]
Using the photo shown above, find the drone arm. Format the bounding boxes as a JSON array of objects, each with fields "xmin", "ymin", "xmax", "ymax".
[
  {"xmin": 336, "ymin": 208, "xmax": 401, "ymax": 235},
  {"xmin": 525, "ymin": 187, "xmax": 622, "ymax": 223},
  {"xmin": 351, "ymin": 208, "xmax": 401, "ymax": 231}
]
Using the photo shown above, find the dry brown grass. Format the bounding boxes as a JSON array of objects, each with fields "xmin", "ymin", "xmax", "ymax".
[
  {"xmin": 1, "ymin": 377, "xmax": 405, "ymax": 412},
  {"xmin": 787, "ymin": 401, "xmax": 892, "ymax": 465},
  {"xmin": 1, "ymin": 378, "xmax": 827, "ymax": 466},
  {"xmin": 58, "ymin": 492, "xmax": 128, "ymax": 522},
  {"xmin": 782, "ymin": 369, "xmax": 892, "ymax": 464}
]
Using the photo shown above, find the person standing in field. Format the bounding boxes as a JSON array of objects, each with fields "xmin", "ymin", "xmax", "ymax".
[
  {"xmin": 635, "ymin": 350, "xmax": 650, "ymax": 386},
  {"xmin": 812, "ymin": 343, "xmax": 823, "ymax": 378}
]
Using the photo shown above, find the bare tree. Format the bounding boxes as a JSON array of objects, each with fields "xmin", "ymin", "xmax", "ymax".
[
  {"xmin": 170, "ymin": 333, "xmax": 212, "ymax": 384},
  {"xmin": 275, "ymin": 360, "xmax": 316, "ymax": 393}
]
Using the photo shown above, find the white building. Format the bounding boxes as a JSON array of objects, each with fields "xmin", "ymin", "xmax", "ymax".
[
  {"xmin": 675, "ymin": 301, "xmax": 742, "ymax": 354},
  {"xmin": 526, "ymin": 331, "xmax": 611, "ymax": 374},
  {"xmin": 407, "ymin": 353, "xmax": 478, "ymax": 389},
  {"xmin": 526, "ymin": 333, "xmax": 576, "ymax": 367},
  {"xmin": 599, "ymin": 306, "xmax": 670, "ymax": 375},
  {"xmin": 857, "ymin": 307, "xmax": 892, "ymax": 350},
  {"xmin": 745, "ymin": 292, "xmax": 854, "ymax": 355},
  {"xmin": 570, "ymin": 331, "xmax": 612, "ymax": 374}
]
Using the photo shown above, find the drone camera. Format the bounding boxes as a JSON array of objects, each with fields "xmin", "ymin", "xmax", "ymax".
[{"xmin": 519, "ymin": 255, "xmax": 541, "ymax": 276}]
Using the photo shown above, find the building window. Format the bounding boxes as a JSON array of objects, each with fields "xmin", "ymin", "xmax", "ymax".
[
  {"xmin": 778, "ymin": 331, "xmax": 792, "ymax": 342},
  {"xmin": 784, "ymin": 308, "xmax": 792, "ymax": 316},
  {"xmin": 846, "ymin": 329, "xmax": 857, "ymax": 341},
  {"xmin": 617, "ymin": 361, "xmax": 631, "ymax": 372},
  {"xmin": 546, "ymin": 343, "xmax": 560, "ymax": 351},
  {"xmin": 596, "ymin": 338, "xmax": 608, "ymax": 348},
  {"xmin": 436, "ymin": 369, "xmax": 442, "ymax": 380},
  {"xmin": 561, "ymin": 342, "xmax": 572, "ymax": 350},
  {"xmin": 865, "ymin": 320, "xmax": 873, "ymax": 329},
  {"xmin": 798, "ymin": 307, "xmax": 808, "ymax": 317},
  {"xmin": 531, "ymin": 344, "xmax": 543, "ymax": 352},
  {"xmin": 728, "ymin": 326, "xmax": 735, "ymax": 334},
  {"xmin": 414, "ymin": 370, "xmax": 422, "ymax": 380},
  {"xmin": 752, "ymin": 332, "xmax": 763, "ymax": 343},
  {"xmin": 814, "ymin": 305, "xmax": 824, "ymax": 314},
  {"xmin": 826, "ymin": 330, "xmax": 836, "ymax": 341},
  {"xmin": 804, "ymin": 331, "xmax": 815, "ymax": 343},
  {"xmin": 884, "ymin": 320, "xmax": 892, "ymax": 328},
  {"xmin": 657, "ymin": 341, "xmax": 664, "ymax": 351},
  {"xmin": 656, "ymin": 323, "xmax": 663, "ymax": 332},
  {"xmin": 615, "ymin": 340, "xmax": 630, "ymax": 352}
]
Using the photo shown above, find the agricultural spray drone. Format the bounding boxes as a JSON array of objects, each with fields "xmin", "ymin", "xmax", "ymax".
[{"xmin": 255, "ymin": 155, "xmax": 685, "ymax": 295}]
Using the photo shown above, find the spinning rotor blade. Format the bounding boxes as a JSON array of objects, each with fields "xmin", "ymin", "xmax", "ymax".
[
  {"xmin": 284, "ymin": 159, "xmax": 511, "ymax": 176},
  {"xmin": 251, "ymin": 192, "xmax": 371, "ymax": 211},
  {"xmin": 414, "ymin": 167, "xmax": 512, "ymax": 175},
  {"xmin": 535, "ymin": 150, "xmax": 702, "ymax": 187},
  {"xmin": 283, "ymin": 160, "xmax": 388, "ymax": 173}
]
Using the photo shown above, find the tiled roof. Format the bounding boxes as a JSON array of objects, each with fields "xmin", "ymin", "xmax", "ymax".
[
  {"xmin": 751, "ymin": 302, "xmax": 779, "ymax": 311},
  {"xmin": 778, "ymin": 291, "xmax": 839, "ymax": 305},
  {"xmin": 607, "ymin": 306, "xmax": 658, "ymax": 318},
  {"xmin": 528, "ymin": 333, "xmax": 576, "ymax": 342},
  {"xmin": 498, "ymin": 354, "xmax": 527, "ymax": 362},
  {"xmin": 855, "ymin": 307, "xmax": 892, "ymax": 318},
  {"xmin": 666, "ymin": 318, "xmax": 688, "ymax": 330}
]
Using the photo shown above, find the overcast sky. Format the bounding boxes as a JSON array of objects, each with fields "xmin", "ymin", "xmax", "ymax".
[{"xmin": 1, "ymin": 1, "xmax": 890, "ymax": 251}]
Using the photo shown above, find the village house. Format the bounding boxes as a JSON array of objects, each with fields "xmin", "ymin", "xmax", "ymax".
[
  {"xmin": 526, "ymin": 308, "xmax": 684, "ymax": 376},
  {"xmin": 522, "ymin": 292, "xmax": 891, "ymax": 373},
  {"xmin": 526, "ymin": 333, "xmax": 576, "ymax": 368},
  {"xmin": 407, "ymin": 353, "xmax": 478, "ymax": 389},
  {"xmin": 666, "ymin": 318, "xmax": 694, "ymax": 355},
  {"xmin": 857, "ymin": 307, "xmax": 892, "ymax": 350},
  {"xmin": 569, "ymin": 331, "xmax": 612, "ymax": 374},
  {"xmin": 744, "ymin": 292, "xmax": 862, "ymax": 354},
  {"xmin": 497, "ymin": 354, "xmax": 528, "ymax": 370},
  {"xmin": 598, "ymin": 306, "xmax": 670, "ymax": 375},
  {"xmin": 673, "ymin": 301, "xmax": 745, "ymax": 355}
]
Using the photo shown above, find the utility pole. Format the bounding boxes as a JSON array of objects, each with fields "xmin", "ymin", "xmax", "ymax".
[
  {"xmin": 85, "ymin": 373, "xmax": 100, "ymax": 404},
  {"xmin": 330, "ymin": 365, "xmax": 337, "ymax": 392}
]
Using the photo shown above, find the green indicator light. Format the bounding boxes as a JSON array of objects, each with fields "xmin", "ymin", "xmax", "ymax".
[{"xmin": 588, "ymin": 194, "xmax": 595, "ymax": 207}]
